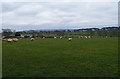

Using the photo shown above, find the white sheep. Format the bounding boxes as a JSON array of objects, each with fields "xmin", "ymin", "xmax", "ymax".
[
  {"xmin": 43, "ymin": 37, "xmax": 45, "ymax": 39},
  {"xmin": 31, "ymin": 38, "xmax": 34, "ymax": 41},
  {"xmin": 81, "ymin": 36, "xmax": 83, "ymax": 38},
  {"xmin": 13, "ymin": 38, "xmax": 18, "ymax": 42},
  {"xmin": 2, "ymin": 39, "xmax": 6, "ymax": 41},
  {"xmin": 88, "ymin": 36, "xmax": 91, "ymax": 38},
  {"xmin": 54, "ymin": 37, "xmax": 57, "ymax": 39},
  {"xmin": 7, "ymin": 39, "xmax": 13, "ymax": 42},
  {"xmin": 84, "ymin": 36, "xmax": 88, "ymax": 38},
  {"xmin": 68, "ymin": 38, "xmax": 72, "ymax": 41},
  {"xmin": 60, "ymin": 36, "xmax": 62, "ymax": 39}
]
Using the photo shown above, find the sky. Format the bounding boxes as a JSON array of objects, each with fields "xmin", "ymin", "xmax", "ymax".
[
  {"xmin": 1, "ymin": 0, "xmax": 119, "ymax": 2},
  {"xmin": 1, "ymin": 1, "xmax": 118, "ymax": 31}
]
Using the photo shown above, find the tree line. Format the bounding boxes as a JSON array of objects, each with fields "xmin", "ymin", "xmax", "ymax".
[{"xmin": 2, "ymin": 27, "xmax": 120, "ymax": 38}]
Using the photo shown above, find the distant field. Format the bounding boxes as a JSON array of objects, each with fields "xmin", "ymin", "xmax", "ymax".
[{"xmin": 2, "ymin": 38, "xmax": 118, "ymax": 77}]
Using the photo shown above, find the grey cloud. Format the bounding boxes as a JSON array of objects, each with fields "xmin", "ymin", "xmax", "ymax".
[{"xmin": 2, "ymin": 2, "xmax": 118, "ymax": 31}]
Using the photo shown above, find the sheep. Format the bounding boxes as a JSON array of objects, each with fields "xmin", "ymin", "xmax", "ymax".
[
  {"xmin": 88, "ymin": 36, "xmax": 91, "ymax": 38},
  {"xmin": 84, "ymin": 36, "xmax": 88, "ymax": 38},
  {"xmin": 13, "ymin": 38, "xmax": 18, "ymax": 42},
  {"xmin": 31, "ymin": 38, "xmax": 34, "ymax": 41},
  {"xmin": 68, "ymin": 38, "xmax": 72, "ymax": 41},
  {"xmin": 80, "ymin": 36, "xmax": 83, "ymax": 38},
  {"xmin": 43, "ymin": 37, "xmax": 45, "ymax": 39},
  {"xmin": 60, "ymin": 36, "xmax": 62, "ymax": 39},
  {"xmin": 7, "ymin": 39, "xmax": 13, "ymax": 42},
  {"xmin": 54, "ymin": 37, "xmax": 57, "ymax": 39},
  {"xmin": 2, "ymin": 39, "xmax": 6, "ymax": 41}
]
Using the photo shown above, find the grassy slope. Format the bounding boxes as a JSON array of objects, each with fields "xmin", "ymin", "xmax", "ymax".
[{"xmin": 2, "ymin": 38, "xmax": 118, "ymax": 77}]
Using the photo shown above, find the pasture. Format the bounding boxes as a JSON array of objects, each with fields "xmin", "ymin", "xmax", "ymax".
[{"xmin": 2, "ymin": 37, "xmax": 118, "ymax": 77}]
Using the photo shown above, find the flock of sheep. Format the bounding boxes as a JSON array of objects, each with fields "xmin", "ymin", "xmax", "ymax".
[
  {"xmin": 2, "ymin": 38, "xmax": 19, "ymax": 42},
  {"xmin": 2, "ymin": 36, "xmax": 91, "ymax": 42}
]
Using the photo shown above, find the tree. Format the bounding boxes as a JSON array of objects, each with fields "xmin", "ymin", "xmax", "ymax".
[
  {"xmin": 54, "ymin": 30, "xmax": 65, "ymax": 36},
  {"xmin": 87, "ymin": 30, "xmax": 95, "ymax": 36},
  {"xmin": 15, "ymin": 32, "xmax": 21, "ymax": 37},
  {"xmin": 38, "ymin": 32, "xmax": 44, "ymax": 38},
  {"xmin": 2, "ymin": 29, "xmax": 13, "ymax": 38}
]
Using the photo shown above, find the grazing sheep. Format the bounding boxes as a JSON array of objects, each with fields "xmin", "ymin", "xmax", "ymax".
[
  {"xmin": 106, "ymin": 36, "xmax": 108, "ymax": 38},
  {"xmin": 60, "ymin": 36, "xmax": 62, "ymax": 39},
  {"xmin": 31, "ymin": 38, "xmax": 34, "ymax": 41},
  {"xmin": 68, "ymin": 38, "xmax": 72, "ymax": 41},
  {"xmin": 81, "ymin": 36, "xmax": 83, "ymax": 38},
  {"xmin": 54, "ymin": 37, "xmax": 57, "ymax": 39},
  {"xmin": 7, "ymin": 39, "xmax": 13, "ymax": 42},
  {"xmin": 2, "ymin": 39, "xmax": 6, "ymax": 41},
  {"xmin": 88, "ymin": 36, "xmax": 91, "ymax": 38},
  {"xmin": 84, "ymin": 36, "xmax": 88, "ymax": 38},
  {"xmin": 13, "ymin": 38, "xmax": 18, "ymax": 42},
  {"xmin": 43, "ymin": 37, "xmax": 45, "ymax": 39}
]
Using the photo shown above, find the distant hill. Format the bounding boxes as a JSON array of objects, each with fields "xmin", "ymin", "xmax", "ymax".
[{"xmin": 17, "ymin": 26, "xmax": 120, "ymax": 33}]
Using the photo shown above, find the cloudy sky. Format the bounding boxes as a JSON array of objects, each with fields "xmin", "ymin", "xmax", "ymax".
[{"xmin": 2, "ymin": 2, "xmax": 118, "ymax": 31}]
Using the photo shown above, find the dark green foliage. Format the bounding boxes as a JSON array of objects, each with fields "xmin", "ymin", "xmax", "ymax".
[{"xmin": 15, "ymin": 32, "xmax": 21, "ymax": 37}]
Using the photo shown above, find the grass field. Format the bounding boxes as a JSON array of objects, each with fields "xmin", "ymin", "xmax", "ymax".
[{"xmin": 2, "ymin": 38, "xmax": 118, "ymax": 77}]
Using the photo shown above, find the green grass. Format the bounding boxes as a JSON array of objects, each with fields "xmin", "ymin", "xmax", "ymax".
[{"xmin": 2, "ymin": 38, "xmax": 118, "ymax": 77}]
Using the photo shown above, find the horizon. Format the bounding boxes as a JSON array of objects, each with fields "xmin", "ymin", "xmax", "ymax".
[
  {"xmin": 2, "ymin": 25, "xmax": 118, "ymax": 32},
  {"xmin": 2, "ymin": 25, "xmax": 119, "ymax": 32}
]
